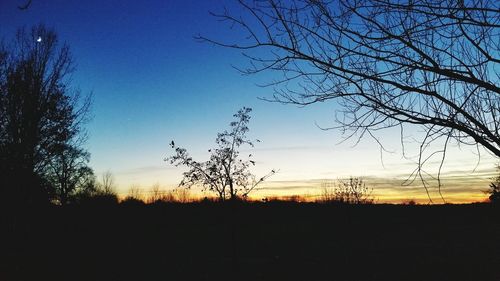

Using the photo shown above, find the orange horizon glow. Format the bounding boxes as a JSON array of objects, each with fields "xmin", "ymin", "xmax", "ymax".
[
  {"xmin": 117, "ymin": 192, "xmax": 490, "ymax": 205},
  {"xmin": 115, "ymin": 178, "xmax": 493, "ymax": 205},
  {"xmin": 106, "ymin": 138, "xmax": 498, "ymax": 206}
]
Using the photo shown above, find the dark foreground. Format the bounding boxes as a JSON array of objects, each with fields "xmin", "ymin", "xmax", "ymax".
[{"xmin": 1, "ymin": 202, "xmax": 499, "ymax": 281}]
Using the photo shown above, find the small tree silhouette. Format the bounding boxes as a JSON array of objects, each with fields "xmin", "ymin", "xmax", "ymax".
[
  {"xmin": 45, "ymin": 145, "xmax": 94, "ymax": 205},
  {"xmin": 99, "ymin": 170, "xmax": 116, "ymax": 195},
  {"xmin": 124, "ymin": 185, "xmax": 143, "ymax": 202},
  {"xmin": 147, "ymin": 183, "xmax": 163, "ymax": 203},
  {"xmin": 166, "ymin": 107, "xmax": 275, "ymax": 201},
  {"xmin": 73, "ymin": 171, "xmax": 118, "ymax": 205}
]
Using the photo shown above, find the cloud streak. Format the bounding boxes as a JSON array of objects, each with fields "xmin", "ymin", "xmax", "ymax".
[
  {"xmin": 255, "ymin": 167, "xmax": 495, "ymax": 203},
  {"xmin": 115, "ymin": 165, "xmax": 176, "ymax": 176}
]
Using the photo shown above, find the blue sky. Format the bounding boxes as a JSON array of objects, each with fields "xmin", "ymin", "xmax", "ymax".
[{"xmin": 1, "ymin": 0, "xmax": 497, "ymax": 202}]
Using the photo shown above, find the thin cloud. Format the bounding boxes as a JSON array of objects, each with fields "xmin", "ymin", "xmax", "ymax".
[
  {"xmin": 242, "ymin": 145, "xmax": 330, "ymax": 152},
  {"xmin": 116, "ymin": 165, "xmax": 176, "ymax": 175},
  {"xmin": 258, "ymin": 166, "xmax": 495, "ymax": 203}
]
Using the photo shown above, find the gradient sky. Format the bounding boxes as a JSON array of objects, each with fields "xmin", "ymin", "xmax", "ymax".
[{"xmin": 1, "ymin": 0, "xmax": 497, "ymax": 203}]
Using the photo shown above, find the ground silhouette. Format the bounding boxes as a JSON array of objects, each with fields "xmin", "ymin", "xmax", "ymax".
[{"xmin": 1, "ymin": 201, "xmax": 499, "ymax": 281}]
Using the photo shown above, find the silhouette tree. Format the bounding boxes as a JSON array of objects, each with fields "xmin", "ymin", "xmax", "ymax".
[
  {"xmin": 166, "ymin": 107, "xmax": 275, "ymax": 201},
  {"xmin": 98, "ymin": 170, "xmax": 116, "ymax": 195},
  {"xmin": 73, "ymin": 170, "xmax": 119, "ymax": 205},
  {"xmin": 336, "ymin": 177, "xmax": 374, "ymax": 204},
  {"xmin": 200, "ymin": 0, "xmax": 500, "ymax": 199},
  {"xmin": 0, "ymin": 25, "xmax": 91, "ymax": 206},
  {"xmin": 147, "ymin": 183, "xmax": 163, "ymax": 203},
  {"xmin": 44, "ymin": 144, "xmax": 94, "ymax": 205}
]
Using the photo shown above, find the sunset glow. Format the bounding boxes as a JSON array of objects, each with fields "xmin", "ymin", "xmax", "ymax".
[
  {"xmin": 3, "ymin": 1, "xmax": 499, "ymax": 280},
  {"xmin": 2, "ymin": 0, "xmax": 497, "ymax": 204}
]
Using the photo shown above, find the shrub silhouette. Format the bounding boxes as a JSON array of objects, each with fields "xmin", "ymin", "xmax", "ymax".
[
  {"xmin": 319, "ymin": 177, "xmax": 374, "ymax": 204},
  {"xmin": 121, "ymin": 197, "xmax": 145, "ymax": 207},
  {"xmin": 77, "ymin": 191, "xmax": 118, "ymax": 206},
  {"xmin": 402, "ymin": 199, "xmax": 418, "ymax": 206},
  {"xmin": 145, "ymin": 184, "xmax": 193, "ymax": 204}
]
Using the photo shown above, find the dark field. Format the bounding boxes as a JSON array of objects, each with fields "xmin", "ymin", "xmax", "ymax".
[{"xmin": 1, "ymin": 203, "xmax": 499, "ymax": 281}]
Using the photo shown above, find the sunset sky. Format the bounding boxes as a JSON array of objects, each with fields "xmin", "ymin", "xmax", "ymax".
[{"xmin": 2, "ymin": 0, "xmax": 497, "ymax": 203}]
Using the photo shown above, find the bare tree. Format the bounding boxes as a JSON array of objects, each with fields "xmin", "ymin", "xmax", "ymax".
[
  {"xmin": 166, "ymin": 107, "xmax": 275, "ymax": 201},
  {"xmin": 0, "ymin": 25, "xmax": 91, "ymax": 205},
  {"xmin": 125, "ymin": 184, "xmax": 143, "ymax": 202},
  {"xmin": 72, "ymin": 170, "xmax": 119, "ymax": 204},
  {"xmin": 45, "ymin": 145, "xmax": 94, "ymax": 205},
  {"xmin": 171, "ymin": 188, "xmax": 191, "ymax": 203},
  {"xmin": 147, "ymin": 183, "xmax": 163, "ymax": 203},
  {"xmin": 99, "ymin": 170, "xmax": 116, "ymax": 195},
  {"xmin": 200, "ymin": 0, "xmax": 500, "ymax": 202}
]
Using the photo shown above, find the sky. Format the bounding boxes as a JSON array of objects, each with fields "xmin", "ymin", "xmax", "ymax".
[{"xmin": 1, "ymin": 0, "xmax": 497, "ymax": 203}]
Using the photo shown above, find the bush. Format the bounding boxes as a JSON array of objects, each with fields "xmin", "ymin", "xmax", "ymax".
[
  {"xmin": 120, "ymin": 197, "xmax": 145, "ymax": 207},
  {"xmin": 319, "ymin": 177, "xmax": 374, "ymax": 204},
  {"xmin": 402, "ymin": 199, "xmax": 417, "ymax": 206}
]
